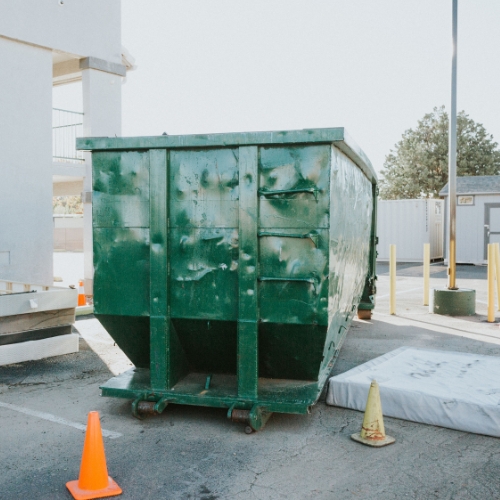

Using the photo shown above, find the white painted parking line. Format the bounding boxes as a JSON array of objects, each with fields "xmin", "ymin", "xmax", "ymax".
[{"xmin": 0, "ymin": 401, "xmax": 122, "ymax": 439}]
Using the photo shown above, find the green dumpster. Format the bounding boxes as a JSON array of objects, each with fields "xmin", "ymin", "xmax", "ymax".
[{"xmin": 77, "ymin": 128, "xmax": 377, "ymax": 431}]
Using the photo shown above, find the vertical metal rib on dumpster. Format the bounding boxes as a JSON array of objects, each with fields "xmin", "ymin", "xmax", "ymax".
[
  {"xmin": 149, "ymin": 149, "xmax": 169, "ymax": 391},
  {"xmin": 237, "ymin": 146, "xmax": 259, "ymax": 399}
]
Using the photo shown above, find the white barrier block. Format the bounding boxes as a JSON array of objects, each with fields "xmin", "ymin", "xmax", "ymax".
[{"xmin": 0, "ymin": 333, "xmax": 79, "ymax": 366}]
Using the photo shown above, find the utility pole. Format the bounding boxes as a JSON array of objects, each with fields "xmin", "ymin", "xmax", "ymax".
[
  {"xmin": 448, "ymin": 0, "xmax": 458, "ymax": 290},
  {"xmin": 432, "ymin": 0, "xmax": 475, "ymax": 316}
]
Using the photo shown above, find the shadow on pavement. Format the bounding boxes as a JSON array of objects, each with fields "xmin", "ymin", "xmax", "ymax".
[{"xmin": 0, "ymin": 331, "xmax": 113, "ymax": 387}]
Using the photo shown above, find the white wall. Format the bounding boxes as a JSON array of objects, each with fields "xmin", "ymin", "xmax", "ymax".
[
  {"xmin": 54, "ymin": 216, "xmax": 83, "ymax": 252},
  {"xmin": 0, "ymin": 1, "xmax": 124, "ymax": 289},
  {"xmin": 455, "ymin": 199, "xmax": 483, "ymax": 264},
  {"xmin": 0, "ymin": 0, "xmax": 121, "ymax": 63},
  {"xmin": 53, "ymin": 179, "xmax": 83, "ymax": 196},
  {"xmin": 0, "ymin": 37, "xmax": 53, "ymax": 284},
  {"xmin": 82, "ymin": 69, "xmax": 122, "ymax": 137},
  {"xmin": 443, "ymin": 194, "xmax": 500, "ymax": 265},
  {"xmin": 377, "ymin": 199, "xmax": 444, "ymax": 262}
]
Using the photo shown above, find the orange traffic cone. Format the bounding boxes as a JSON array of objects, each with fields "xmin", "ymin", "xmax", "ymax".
[
  {"xmin": 351, "ymin": 380, "xmax": 395, "ymax": 448},
  {"xmin": 77, "ymin": 280, "xmax": 86, "ymax": 307},
  {"xmin": 66, "ymin": 411, "xmax": 122, "ymax": 500}
]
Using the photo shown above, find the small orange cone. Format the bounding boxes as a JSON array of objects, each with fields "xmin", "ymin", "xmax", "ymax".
[
  {"xmin": 351, "ymin": 380, "xmax": 395, "ymax": 448},
  {"xmin": 66, "ymin": 411, "xmax": 122, "ymax": 500},
  {"xmin": 77, "ymin": 280, "xmax": 86, "ymax": 307}
]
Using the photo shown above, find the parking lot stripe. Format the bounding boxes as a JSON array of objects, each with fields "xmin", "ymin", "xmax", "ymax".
[{"xmin": 0, "ymin": 401, "xmax": 122, "ymax": 439}]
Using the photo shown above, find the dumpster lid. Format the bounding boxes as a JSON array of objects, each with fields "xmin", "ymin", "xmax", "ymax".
[{"xmin": 77, "ymin": 127, "xmax": 377, "ymax": 184}]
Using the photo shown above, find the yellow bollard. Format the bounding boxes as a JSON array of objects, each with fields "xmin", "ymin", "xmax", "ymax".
[
  {"xmin": 488, "ymin": 244, "xmax": 495, "ymax": 323},
  {"xmin": 389, "ymin": 244, "xmax": 396, "ymax": 315},
  {"xmin": 423, "ymin": 243, "xmax": 430, "ymax": 306},
  {"xmin": 495, "ymin": 243, "xmax": 500, "ymax": 311}
]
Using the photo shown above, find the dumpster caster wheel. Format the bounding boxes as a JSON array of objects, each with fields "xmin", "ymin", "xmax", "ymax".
[
  {"xmin": 357, "ymin": 309, "xmax": 372, "ymax": 320},
  {"xmin": 132, "ymin": 396, "xmax": 170, "ymax": 419},
  {"xmin": 135, "ymin": 401, "xmax": 156, "ymax": 418},
  {"xmin": 228, "ymin": 405, "xmax": 273, "ymax": 432}
]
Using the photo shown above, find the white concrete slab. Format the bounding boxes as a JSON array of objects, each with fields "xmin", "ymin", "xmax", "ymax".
[
  {"xmin": 0, "ymin": 333, "xmax": 79, "ymax": 366},
  {"xmin": 327, "ymin": 346, "xmax": 500, "ymax": 437},
  {"xmin": 0, "ymin": 288, "xmax": 77, "ymax": 317}
]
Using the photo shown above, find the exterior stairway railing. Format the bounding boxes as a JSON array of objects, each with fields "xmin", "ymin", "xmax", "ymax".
[{"xmin": 53, "ymin": 108, "xmax": 84, "ymax": 163}]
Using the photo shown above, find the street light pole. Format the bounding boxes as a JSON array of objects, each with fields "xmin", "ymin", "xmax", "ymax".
[
  {"xmin": 433, "ymin": 0, "xmax": 475, "ymax": 316},
  {"xmin": 448, "ymin": 0, "xmax": 458, "ymax": 290}
]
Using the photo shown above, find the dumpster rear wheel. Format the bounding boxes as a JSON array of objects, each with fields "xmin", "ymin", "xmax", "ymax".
[
  {"xmin": 132, "ymin": 397, "xmax": 169, "ymax": 419},
  {"xmin": 228, "ymin": 405, "xmax": 273, "ymax": 433},
  {"xmin": 357, "ymin": 309, "xmax": 372, "ymax": 320}
]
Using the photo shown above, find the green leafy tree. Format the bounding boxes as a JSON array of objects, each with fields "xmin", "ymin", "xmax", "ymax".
[{"xmin": 379, "ymin": 106, "xmax": 500, "ymax": 199}]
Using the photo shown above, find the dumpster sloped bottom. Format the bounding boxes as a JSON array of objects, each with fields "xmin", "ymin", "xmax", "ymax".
[{"xmin": 101, "ymin": 369, "xmax": 320, "ymax": 414}]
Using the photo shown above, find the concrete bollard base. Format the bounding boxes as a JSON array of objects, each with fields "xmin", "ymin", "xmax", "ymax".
[{"xmin": 431, "ymin": 288, "xmax": 476, "ymax": 316}]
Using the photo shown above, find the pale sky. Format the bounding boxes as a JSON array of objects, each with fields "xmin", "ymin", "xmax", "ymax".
[{"xmin": 54, "ymin": 0, "xmax": 500, "ymax": 176}]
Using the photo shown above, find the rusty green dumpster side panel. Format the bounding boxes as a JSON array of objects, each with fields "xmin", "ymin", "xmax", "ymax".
[{"xmin": 77, "ymin": 128, "xmax": 377, "ymax": 417}]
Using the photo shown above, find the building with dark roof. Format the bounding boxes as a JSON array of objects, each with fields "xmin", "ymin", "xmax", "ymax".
[
  {"xmin": 440, "ymin": 175, "xmax": 500, "ymax": 264},
  {"xmin": 440, "ymin": 175, "xmax": 500, "ymax": 196}
]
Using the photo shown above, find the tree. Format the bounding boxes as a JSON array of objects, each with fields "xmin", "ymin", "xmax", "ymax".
[{"xmin": 379, "ymin": 106, "xmax": 500, "ymax": 199}]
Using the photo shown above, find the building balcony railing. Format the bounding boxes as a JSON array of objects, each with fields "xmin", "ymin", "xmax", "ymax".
[{"xmin": 53, "ymin": 108, "xmax": 84, "ymax": 163}]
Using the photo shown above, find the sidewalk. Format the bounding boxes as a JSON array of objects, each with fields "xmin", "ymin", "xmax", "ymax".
[{"xmin": 374, "ymin": 262, "xmax": 500, "ymax": 349}]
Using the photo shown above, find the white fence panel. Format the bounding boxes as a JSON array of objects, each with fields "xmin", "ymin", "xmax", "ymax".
[{"xmin": 377, "ymin": 199, "xmax": 443, "ymax": 262}]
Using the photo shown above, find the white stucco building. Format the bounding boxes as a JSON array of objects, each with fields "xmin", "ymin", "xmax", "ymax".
[{"xmin": 0, "ymin": 0, "xmax": 133, "ymax": 293}]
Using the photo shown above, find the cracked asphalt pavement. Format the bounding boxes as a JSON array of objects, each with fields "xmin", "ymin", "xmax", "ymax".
[{"xmin": 1, "ymin": 264, "xmax": 499, "ymax": 499}]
